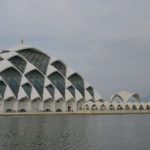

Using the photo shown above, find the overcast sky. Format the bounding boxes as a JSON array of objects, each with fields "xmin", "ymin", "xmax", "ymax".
[{"xmin": 0, "ymin": 0, "xmax": 150, "ymax": 99}]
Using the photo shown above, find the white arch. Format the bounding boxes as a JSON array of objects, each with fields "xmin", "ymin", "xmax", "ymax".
[
  {"xmin": 110, "ymin": 91, "xmax": 141, "ymax": 103},
  {"xmin": 18, "ymin": 97, "xmax": 29, "ymax": 112},
  {"xmin": 3, "ymin": 97, "xmax": 16, "ymax": 112},
  {"xmin": 31, "ymin": 98, "xmax": 42, "ymax": 112},
  {"xmin": 66, "ymin": 98, "xmax": 76, "ymax": 112},
  {"xmin": 43, "ymin": 98, "xmax": 53, "ymax": 112},
  {"xmin": 77, "ymin": 98, "xmax": 84, "ymax": 111},
  {"xmin": 55, "ymin": 98, "xmax": 66, "ymax": 112}
]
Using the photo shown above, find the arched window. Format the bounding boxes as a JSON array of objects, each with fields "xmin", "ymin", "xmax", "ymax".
[
  {"xmin": 48, "ymin": 72, "xmax": 65, "ymax": 98},
  {"xmin": 51, "ymin": 61, "xmax": 66, "ymax": 76},
  {"xmin": 125, "ymin": 104, "xmax": 130, "ymax": 110},
  {"xmin": 100, "ymin": 104, "xmax": 106, "ymax": 110},
  {"xmin": 139, "ymin": 105, "xmax": 144, "ymax": 110},
  {"xmin": 0, "ymin": 81, "xmax": 6, "ymax": 98},
  {"xmin": 132, "ymin": 105, "xmax": 137, "ymax": 110},
  {"xmin": 146, "ymin": 105, "xmax": 150, "ymax": 110},
  {"xmin": 91, "ymin": 104, "xmax": 98, "ymax": 111},
  {"xmin": 18, "ymin": 48, "xmax": 50, "ymax": 74},
  {"xmin": 86, "ymin": 86, "xmax": 94, "ymax": 98},
  {"xmin": 67, "ymin": 86, "xmax": 75, "ymax": 98},
  {"xmin": 9, "ymin": 56, "xmax": 26, "ymax": 73},
  {"xmin": 117, "ymin": 104, "xmax": 123, "ymax": 110},
  {"xmin": 68, "ymin": 73, "xmax": 84, "ymax": 97},
  {"xmin": 46, "ymin": 84, "xmax": 54, "ymax": 98},
  {"xmin": 1, "ymin": 67, "xmax": 21, "ymax": 97},
  {"xmin": 109, "ymin": 104, "xmax": 115, "ymax": 110},
  {"xmin": 25, "ymin": 70, "xmax": 44, "ymax": 97},
  {"xmin": 22, "ymin": 83, "xmax": 32, "ymax": 98}
]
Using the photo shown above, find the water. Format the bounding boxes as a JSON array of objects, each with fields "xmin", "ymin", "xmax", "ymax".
[{"xmin": 0, "ymin": 115, "xmax": 149, "ymax": 150}]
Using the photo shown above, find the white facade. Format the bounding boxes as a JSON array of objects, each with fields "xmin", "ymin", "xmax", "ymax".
[
  {"xmin": 83, "ymin": 91, "xmax": 150, "ymax": 112},
  {"xmin": 0, "ymin": 45, "xmax": 102, "ymax": 112}
]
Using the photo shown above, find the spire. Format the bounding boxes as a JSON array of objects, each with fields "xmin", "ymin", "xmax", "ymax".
[
  {"xmin": 20, "ymin": 39, "xmax": 25, "ymax": 48},
  {"xmin": 21, "ymin": 39, "xmax": 24, "ymax": 45}
]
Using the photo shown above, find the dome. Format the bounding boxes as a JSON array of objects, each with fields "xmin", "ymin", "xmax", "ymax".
[
  {"xmin": 110, "ymin": 91, "xmax": 141, "ymax": 103},
  {"xmin": 0, "ymin": 46, "xmax": 102, "ymax": 112}
]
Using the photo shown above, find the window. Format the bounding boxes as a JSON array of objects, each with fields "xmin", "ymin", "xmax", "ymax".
[
  {"xmin": 9, "ymin": 56, "xmax": 26, "ymax": 73},
  {"xmin": 51, "ymin": 61, "xmax": 66, "ymax": 76},
  {"xmin": 25, "ymin": 70, "xmax": 44, "ymax": 97},
  {"xmin": 48, "ymin": 72, "xmax": 65, "ymax": 98},
  {"xmin": 68, "ymin": 73, "xmax": 84, "ymax": 97},
  {"xmin": 67, "ymin": 86, "xmax": 75, "ymax": 98},
  {"xmin": 46, "ymin": 84, "xmax": 54, "ymax": 98},
  {"xmin": 18, "ymin": 48, "xmax": 50, "ymax": 74},
  {"xmin": 22, "ymin": 83, "xmax": 32, "ymax": 98},
  {"xmin": 86, "ymin": 86, "xmax": 94, "ymax": 98},
  {"xmin": 0, "ymin": 81, "xmax": 6, "ymax": 98},
  {"xmin": 1, "ymin": 67, "xmax": 22, "ymax": 97}
]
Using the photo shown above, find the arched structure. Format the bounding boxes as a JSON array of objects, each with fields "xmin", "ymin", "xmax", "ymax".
[
  {"xmin": 0, "ymin": 45, "xmax": 149, "ymax": 113},
  {"xmin": 110, "ymin": 91, "xmax": 141, "ymax": 103},
  {"xmin": 0, "ymin": 45, "xmax": 103, "ymax": 112}
]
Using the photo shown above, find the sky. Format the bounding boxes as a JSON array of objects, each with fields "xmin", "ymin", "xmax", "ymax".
[{"xmin": 0, "ymin": 0, "xmax": 150, "ymax": 99}]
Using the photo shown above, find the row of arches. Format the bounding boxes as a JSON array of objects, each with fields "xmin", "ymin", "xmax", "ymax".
[
  {"xmin": 0, "ymin": 67, "xmax": 89, "ymax": 101},
  {"xmin": 0, "ymin": 98, "xmax": 85, "ymax": 113},
  {"xmin": 83, "ymin": 102, "xmax": 150, "ymax": 111}
]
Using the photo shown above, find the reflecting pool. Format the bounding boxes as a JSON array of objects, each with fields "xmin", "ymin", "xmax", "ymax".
[{"xmin": 0, "ymin": 115, "xmax": 149, "ymax": 150}]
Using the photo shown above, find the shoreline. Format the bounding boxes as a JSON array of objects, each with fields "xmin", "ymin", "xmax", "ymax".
[{"xmin": 0, "ymin": 111, "xmax": 150, "ymax": 116}]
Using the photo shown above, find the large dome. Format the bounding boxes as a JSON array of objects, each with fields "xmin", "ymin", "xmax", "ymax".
[{"xmin": 0, "ymin": 45, "xmax": 102, "ymax": 112}]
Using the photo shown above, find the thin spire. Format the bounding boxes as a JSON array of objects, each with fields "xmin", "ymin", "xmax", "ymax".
[
  {"xmin": 20, "ymin": 39, "xmax": 25, "ymax": 48},
  {"xmin": 21, "ymin": 39, "xmax": 24, "ymax": 45}
]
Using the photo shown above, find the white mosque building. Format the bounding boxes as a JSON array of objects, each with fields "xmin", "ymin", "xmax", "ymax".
[
  {"xmin": 83, "ymin": 91, "xmax": 150, "ymax": 112},
  {"xmin": 0, "ymin": 44, "xmax": 149, "ymax": 113},
  {"xmin": 0, "ymin": 45, "xmax": 102, "ymax": 112}
]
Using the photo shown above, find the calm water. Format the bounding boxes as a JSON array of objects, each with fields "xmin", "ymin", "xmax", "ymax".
[{"xmin": 0, "ymin": 115, "xmax": 149, "ymax": 150}]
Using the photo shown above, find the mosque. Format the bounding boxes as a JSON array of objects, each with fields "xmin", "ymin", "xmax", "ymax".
[{"xmin": 0, "ymin": 44, "xmax": 149, "ymax": 113}]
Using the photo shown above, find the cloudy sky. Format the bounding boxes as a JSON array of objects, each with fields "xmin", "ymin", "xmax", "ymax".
[{"xmin": 0, "ymin": 0, "xmax": 150, "ymax": 99}]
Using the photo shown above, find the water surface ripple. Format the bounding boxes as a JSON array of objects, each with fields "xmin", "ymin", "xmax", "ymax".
[{"xmin": 0, "ymin": 115, "xmax": 149, "ymax": 150}]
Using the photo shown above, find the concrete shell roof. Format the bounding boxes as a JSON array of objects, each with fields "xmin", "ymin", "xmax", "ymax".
[
  {"xmin": 110, "ymin": 90, "xmax": 141, "ymax": 103},
  {"xmin": 0, "ymin": 45, "xmax": 102, "ymax": 102}
]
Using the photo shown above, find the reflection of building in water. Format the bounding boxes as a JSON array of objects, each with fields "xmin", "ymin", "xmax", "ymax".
[{"xmin": 0, "ymin": 45, "xmax": 102, "ymax": 112}]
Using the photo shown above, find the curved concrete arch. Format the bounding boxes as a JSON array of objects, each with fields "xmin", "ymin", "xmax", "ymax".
[
  {"xmin": 77, "ymin": 98, "xmax": 84, "ymax": 111},
  {"xmin": 124, "ymin": 104, "xmax": 130, "ymax": 110},
  {"xmin": 83, "ymin": 101, "xmax": 93, "ymax": 111},
  {"xmin": 110, "ymin": 94, "xmax": 124, "ymax": 103},
  {"xmin": 3, "ymin": 97, "xmax": 17, "ymax": 112},
  {"xmin": 43, "ymin": 98, "xmax": 53, "ymax": 112},
  {"xmin": 16, "ymin": 47, "xmax": 50, "ymax": 58},
  {"xmin": 66, "ymin": 98, "xmax": 76, "ymax": 112},
  {"xmin": 109, "ymin": 104, "xmax": 115, "ymax": 110},
  {"xmin": 139, "ymin": 104, "xmax": 144, "ymax": 110},
  {"xmin": 117, "ymin": 104, "xmax": 124, "ymax": 110},
  {"xmin": 55, "ymin": 98, "xmax": 66, "ymax": 112},
  {"xmin": 100, "ymin": 104, "xmax": 107, "ymax": 110},
  {"xmin": 18, "ymin": 97, "xmax": 29, "ymax": 112},
  {"xmin": 83, "ymin": 104, "xmax": 90, "ymax": 110},
  {"xmin": 145, "ymin": 103, "xmax": 150, "ymax": 110},
  {"xmin": 131, "ymin": 104, "xmax": 138, "ymax": 110},
  {"xmin": 51, "ymin": 60, "xmax": 66, "ymax": 77},
  {"xmin": 110, "ymin": 91, "xmax": 141, "ymax": 103},
  {"xmin": 31, "ymin": 97, "xmax": 42, "ymax": 112},
  {"xmin": 91, "ymin": 104, "xmax": 98, "ymax": 111},
  {"xmin": 8, "ymin": 53, "xmax": 28, "ymax": 64},
  {"xmin": 0, "ymin": 45, "xmax": 103, "ymax": 112},
  {"xmin": 97, "ymin": 99, "xmax": 104, "ymax": 103}
]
